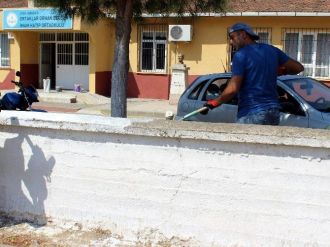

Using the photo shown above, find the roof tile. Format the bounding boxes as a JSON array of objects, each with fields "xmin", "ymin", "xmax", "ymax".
[
  {"xmin": 0, "ymin": 0, "xmax": 28, "ymax": 8},
  {"xmin": 229, "ymin": 0, "xmax": 330, "ymax": 12}
]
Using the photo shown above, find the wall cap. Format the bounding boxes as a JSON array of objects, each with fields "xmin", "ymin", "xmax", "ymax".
[{"xmin": 0, "ymin": 111, "xmax": 329, "ymax": 149}]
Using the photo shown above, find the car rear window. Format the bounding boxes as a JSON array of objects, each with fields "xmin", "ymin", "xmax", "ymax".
[{"xmin": 284, "ymin": 78, "xmax": 330, "ymax": 112}]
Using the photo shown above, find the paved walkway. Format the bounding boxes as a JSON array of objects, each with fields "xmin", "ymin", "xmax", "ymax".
[
  {"xmin": 77, "ymin": 98, "xmax": 177, "ymax": 118},
  {"xmin": 1, "ymin": 89, "xmax": 177, "ymax": 118}
]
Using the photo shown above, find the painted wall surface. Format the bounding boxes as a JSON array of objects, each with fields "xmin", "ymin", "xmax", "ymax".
[
  {"xmin": 167, "ymin": 18, "xmax": 230, "ymax": 75},
  {"xmin": 15, "ymin": 31, "xmax": 39, "ymax": 87},
  {"xmin": 127, "ymin": 72, "xmax": 170, "ymax": 98},
  {"xmin": 0, "ymin": 11, "xmax": 20, "ymax": 88},
  {"xmin": 0, "ymin": 12, "xmax": 44, "ymax": 88},
  {"xmin": 0, "ymin": 111, "xmax": 330, "ymax": 245},
  {"xmin": 0, "ymin": 14, "xmax": 114, "ymax": 94},
  {"xmin": 129, "ymin": 16, "xmax": 330, "ymax": 76},
  {"xmin": 79, "ymin": 18, "xmax": 115, "ymax": 94},
  {"xmin": 17, "ymin": 32, "xmax": 39, "ymax": 64}
]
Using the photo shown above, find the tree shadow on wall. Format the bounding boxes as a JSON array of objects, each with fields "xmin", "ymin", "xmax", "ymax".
[{"xmin": 0, "ymin": 120, "xmax": 55, "ymax": 226}]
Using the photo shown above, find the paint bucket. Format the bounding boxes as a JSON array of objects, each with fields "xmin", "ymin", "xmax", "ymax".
[{"xmin": 74, "ymin": 84, "xmax": 81, "ymax": 93}]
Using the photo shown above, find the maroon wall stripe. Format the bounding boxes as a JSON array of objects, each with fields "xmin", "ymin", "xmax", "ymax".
[
  {"xmin": 21, "ymin": 64, "xmax": 39, "ymax": 88},
  {"xmin": 127, "ymin": 73, "xmax": 171, "ymax": 99},
  {"xmin": 0, "ymin": 69, "xmax": 15, "ymax": 90},
  {"xmin": 95, "ymin": 71, "xmax": 201, "ymax": 99},
  {"xmin": 95, "ymin": 71, "xmax": 111, "ymax": 96}
]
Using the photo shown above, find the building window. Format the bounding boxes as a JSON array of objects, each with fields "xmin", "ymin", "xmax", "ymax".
[
  {"xmin": 283, "ymin": 28, "xmax": 330, "ymax": 78},
  {"xmin": 74, "ymin": 33, "xmax": 89, "ymax": 65},
  {"xmin": 138, "ymin": 25, "xmax": 167, "ymax": 73},
  {"xmin": 255, "ymin": 28, "xmax": 272, "ymax": 44},
  {"xmin": 40, "ymin": 32, "xmax": 89, "ymax": 66},
  {"xmin": 0, "ymin": 33, "xmax": 10, "ymax": 67}
]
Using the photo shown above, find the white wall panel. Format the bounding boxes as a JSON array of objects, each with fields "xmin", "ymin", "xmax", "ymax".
[{"xmin": 0, "ymin": 111, "xmax": 329, "ymax": 246}]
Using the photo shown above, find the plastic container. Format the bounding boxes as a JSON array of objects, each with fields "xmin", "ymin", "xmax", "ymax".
[{"xmin": 43, "ymin": 77, "xmax": 50, "ymax": 93}]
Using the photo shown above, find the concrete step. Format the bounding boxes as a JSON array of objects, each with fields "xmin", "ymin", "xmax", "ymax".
[
  {"xmin": 38, "ymin": 91, "xmax": 77, "ymax": 103},
  {"xmin": 38, "ymin": 90, "xmax": 110, "ymax": 105}
]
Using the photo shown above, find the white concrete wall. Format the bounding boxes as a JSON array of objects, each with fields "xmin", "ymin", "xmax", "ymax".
[{"xmin": 0, "ymin": 111, "xmax": 330, "ymax": 246}]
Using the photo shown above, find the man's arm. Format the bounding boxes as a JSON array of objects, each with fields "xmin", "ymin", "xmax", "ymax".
[
  {"xmin": 281, "ymin": 58, "xmax": 304, "ymax": 75},
  {"xmin": 204, "ymin": 75, "xmax": 243, "ymax": 109}
]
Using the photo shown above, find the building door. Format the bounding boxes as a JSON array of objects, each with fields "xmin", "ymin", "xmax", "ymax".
[
  {"xmin": 40, "ymin": 32, "xmax": 89, "ymax": 91},
  {"xmin": 40, "ymin": 43, "xmax": 56, "ymax": 89},
  {"xmin": 56, "ymin": 42, "xmax": 75, "ymax": 89}
]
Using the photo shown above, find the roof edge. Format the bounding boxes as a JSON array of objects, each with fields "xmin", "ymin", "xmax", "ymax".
[{"xmin": 140, "ymin": 12, "xmax": 330, "ymax": 18}]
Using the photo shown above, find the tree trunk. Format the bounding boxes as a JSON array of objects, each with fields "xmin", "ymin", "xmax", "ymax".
[{"xmin": 111, "ymin": 0, "xmax": 133, "ymax": 118}]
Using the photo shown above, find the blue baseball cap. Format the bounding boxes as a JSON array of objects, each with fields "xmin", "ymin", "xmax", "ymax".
[{"xmin": 229, "ymin": 23, "xmax": 259, "ymax": 40}]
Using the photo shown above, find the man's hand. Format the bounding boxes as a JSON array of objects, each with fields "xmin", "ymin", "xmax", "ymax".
[
  {"xmin": 200, "ymin": 75, "xmax": 241, "ymax": 115},
  {"xmin": 200, "ymin": 99, "xmax": 220, "ymax": 115}
]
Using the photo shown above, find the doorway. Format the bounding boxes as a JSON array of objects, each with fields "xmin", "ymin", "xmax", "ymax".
[
  {"xmin": 39, "ymin": 32, "xmax": 89, "ymax": 91},
  {"xmin": 40, "ymin": 43, "xmax": 56, "ymax": 89}
]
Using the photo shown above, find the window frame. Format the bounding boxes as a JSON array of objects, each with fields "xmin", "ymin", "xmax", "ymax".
[
  {"xmin": 39, "ymin": 32, "xmax": 89, "ymax": 66},
  {"xmin": 256, "ymin": 30, "xmax": 272, "ymax": 44},
  {"xmin": 0, "ymin": 33, "xmax": 10, "ymax": 68},
  {"xmin": 283, "ymin": 28, "xmax": 330, "ymax": 79},
  {"xmin": 138, "ymin": 25, "xmax": 168, "ymax": 73}
]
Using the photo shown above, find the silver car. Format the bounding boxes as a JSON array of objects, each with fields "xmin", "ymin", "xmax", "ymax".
[{"xmin": 176, "ymin": 73, "xmax": 330, "ymax": 129}]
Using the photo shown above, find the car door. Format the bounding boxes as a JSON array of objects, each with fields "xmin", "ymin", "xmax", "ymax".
[
  {"xmin": 194, "ymin": 76, "xmax": 238, "ymax": 123},
  {"xmin": 176, "ymin": 78, "xmax": 209, "ymax": 119},
  {"xmin": 277, "ymin": 84, "xmax": 309, "ymax": 128}
]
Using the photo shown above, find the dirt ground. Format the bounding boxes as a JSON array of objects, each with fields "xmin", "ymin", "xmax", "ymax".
[
  {"xmin": 0, "ymin": 214, "xmax": 194, "ymax": 247},
  {"xmin": 0, "ymin": 214, "xmax": 124, "ymax": 247}
]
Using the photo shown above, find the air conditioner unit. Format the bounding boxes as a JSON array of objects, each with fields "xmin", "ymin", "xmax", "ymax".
[{"xmin": 169, "ymin": 25, "xmax": 192, "ymax": 42}]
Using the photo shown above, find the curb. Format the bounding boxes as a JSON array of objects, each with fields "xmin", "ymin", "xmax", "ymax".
[{"xmin": 79, "ymin": 108, "xmax": 169, "ymax": 119}]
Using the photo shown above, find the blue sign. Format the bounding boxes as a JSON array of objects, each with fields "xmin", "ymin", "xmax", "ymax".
[{"xmin": 3, "ymin": 9, "xmax": 73, "ymax": 30}]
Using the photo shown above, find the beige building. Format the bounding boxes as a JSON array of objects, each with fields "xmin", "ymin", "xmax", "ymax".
[{"xmin": 1, "ymin": 0, "xmax": 330, "ymax": 99}]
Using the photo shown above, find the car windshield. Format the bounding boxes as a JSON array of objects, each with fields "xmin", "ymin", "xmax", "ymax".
[{"xmin": 282, "ymin": 77, "xmax": 330, "ymax": 112}]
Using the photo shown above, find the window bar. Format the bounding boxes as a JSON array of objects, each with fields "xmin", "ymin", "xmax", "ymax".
[
  {"xmin": 0, "ymin": 33, "xmax": 10, "ymax": 67},
  {"xmin": 282, "ymin": 28, "xmax": 330, "ymax": 78}
]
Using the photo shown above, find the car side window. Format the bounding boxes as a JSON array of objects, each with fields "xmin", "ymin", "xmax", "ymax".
[
  {"xmin": 203, "ymin": 78, "xmax": 238, "ymax": 105},
  {"xmin": 188, "ymin": 80, "xmax": 208, "ymax": 100},
  {"xmin": 204, "ymin": 82, "xmax": 221, "ymax": 100},
  {"xmin": 278, "ymin": 86, "xmax": 306, "ymax": 116}
]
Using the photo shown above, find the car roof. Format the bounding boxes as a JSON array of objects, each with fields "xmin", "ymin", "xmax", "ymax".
[
  {"xmin": 277, "ymin": 75, "xmax": 308, "ymax": 80},
  {"xmin": 197, "ymin": 73, "xmax": 308, "ymax": 82},
  {"xmin": 194, "ymin": 73, "xmax": 232, "ymax": 82}
]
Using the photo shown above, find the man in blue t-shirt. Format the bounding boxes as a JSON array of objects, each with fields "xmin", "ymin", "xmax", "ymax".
[{"xmin": 202, "ymin": 22, "xmax": 304, "ymax": 125}]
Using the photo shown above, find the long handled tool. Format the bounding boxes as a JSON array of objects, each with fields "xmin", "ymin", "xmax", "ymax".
[{"xmin": 178, "ymin": 106, "xmax": 208, "ymax": 121}]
